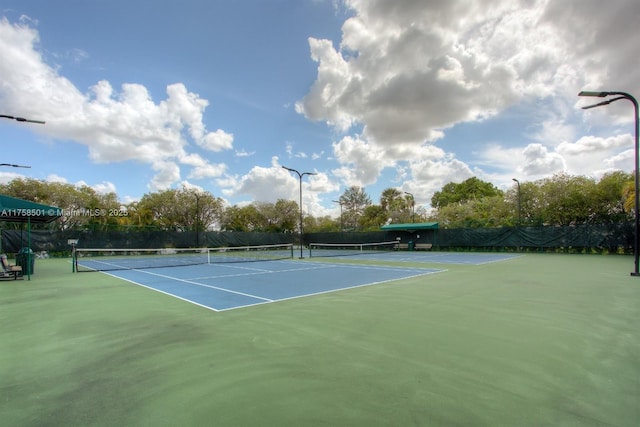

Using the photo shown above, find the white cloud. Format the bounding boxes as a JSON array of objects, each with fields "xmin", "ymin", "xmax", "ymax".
[
  {"xmin": 149, "ymin": 161, "xmax": 181, "ymax": 191},
  {"xmin": 0, "ymin": 18, "xmax": 233, "ymax": 192},
  {"xmin": 235, "ymin": 149, "xmax": 255, "ymax": 157},
  {"xmin": 522, "ymin": 143, "xmax": 566, "ymax": 176},
  {"xmin": 297, "ymin": 0, "xmax": 639, "ymax": 202},
  {"xmin": 331, "ymin": 135, "xmax": 395, "ymax": 186},
  {"xmin": 297, "ymin": 0, "xmax": 582, "ymax": 146},
  {"xmin": 92, "ymin": 181, "xmax": 117, "ymax": 194}
]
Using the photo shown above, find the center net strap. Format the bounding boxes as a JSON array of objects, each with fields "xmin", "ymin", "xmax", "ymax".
[
  {"xmin": 74, "ymin": 244, "xmax": 294, "ymax": 272},
  {"xmin": 308, "ymin": 241, "xmax": 398, "ymax": 258}
]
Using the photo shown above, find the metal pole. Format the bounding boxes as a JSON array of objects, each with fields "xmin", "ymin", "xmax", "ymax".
[
  {"xmin": 512, "ymin": 178, "xmax": 521, "ymax": 225},
  {"xmin": 282, "ymin": 166, "xmax": 316, "ymax": 259},
  {"xmin": 512, "ymin": 178, "xmax": 521, "ymax": 251},
  {"xmin": 579, "ymin": 91, "xmax": 639, "ymax": 276}
]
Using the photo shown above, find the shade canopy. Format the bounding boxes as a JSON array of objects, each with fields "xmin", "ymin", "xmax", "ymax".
[
  {"xmin": 380, "ymin": 222, "xmax": 439, "ymax": 231},
  {"xmin": 0, "ymin": 194, "xmax": 62, "ymax": 223}
]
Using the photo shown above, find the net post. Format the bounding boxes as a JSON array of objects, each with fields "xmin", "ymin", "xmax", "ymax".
[
  {"xmin": 291, "ymin": 243, "xmax": 295, "ymax": 259},
  {"xmin": 68, "ymin": 239, "xmax": 78, "ymax": 272}
]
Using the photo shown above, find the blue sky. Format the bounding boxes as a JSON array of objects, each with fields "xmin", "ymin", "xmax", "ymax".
[{"xmin": 1, "ymin": 0, "xmax": 638, "ymax": 218}]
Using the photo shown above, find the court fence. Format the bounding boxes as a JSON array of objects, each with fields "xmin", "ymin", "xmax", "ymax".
[
  {"xmin": 306, "ymin": 222, "xmax": 633, "ymax": 254},
  {"xmin": 0, "ymin": 230, "xmax": 294, "ymax": 256},
  {"xmin": 0, "ymin": 222, "xmax": 633, "ymax": 256}
]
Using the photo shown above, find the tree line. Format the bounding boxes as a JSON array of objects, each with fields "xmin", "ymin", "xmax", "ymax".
[{"xmin": 0, "ymin": 171, "xmax": 633, "ymax": 232}]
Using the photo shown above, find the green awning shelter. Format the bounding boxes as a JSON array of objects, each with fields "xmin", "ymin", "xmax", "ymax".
[
  {"xmin": 380, "ymin": 222, "xmax": 439, "ymax": 231},
  {"xmin": 0, "ymin": 194, "xmax": 63, "ymax": 223},
  {"xmin": 0, "ymin": 194, "xmax": 62, "ymax": 279}
]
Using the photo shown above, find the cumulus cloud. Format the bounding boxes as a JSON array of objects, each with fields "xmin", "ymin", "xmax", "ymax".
[
  {"xmin": 331, "ymin": 135, "xmax": 394, "ymax": 186},
  {"xmin": 298, "ymin": 0, "xmax": 639, "ymax": 204},
  {"xmin": 297, "ymin": 0, "xmax": 587, "ymax": 146},
  {"xmin": 0, "ymin": 18, "xmax": 233, "ymax": 190},
  {"xmin": 521, "ymin": 143, "xmax": 566, "ymax": 175},
  {"xmin": 227, "ymin": 156, "xmax": 338, "ymax": 215}
]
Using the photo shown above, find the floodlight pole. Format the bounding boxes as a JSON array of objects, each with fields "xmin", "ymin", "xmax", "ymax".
[
  {"xmin": 512, "ymin": 178, "xmax": 521, "ymax": 226},
  {"xmin": 512, "ymin": 178, "xmax": 522, "ymax": 252},
  {"xmin": 579, "ymin": 91, "xmax": 639, "ymax": 276},
  {"xmin": 404, "ymin": 191, "xmax": 415, "ymax": 223},
  {"xmin": 282, "ymin": 166, "xmax": 316, "ymax": 259}
]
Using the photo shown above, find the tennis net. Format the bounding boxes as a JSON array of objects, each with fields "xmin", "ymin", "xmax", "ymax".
[
  {"xmin": 74, "ymin": 244, "xmax": 294, "ymax": 272},
  {"xmin": 308, "ymin": 241, "xmax": 398, "ymax": 258}
]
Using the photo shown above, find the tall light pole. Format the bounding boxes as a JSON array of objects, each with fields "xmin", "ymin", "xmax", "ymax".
[
  {"xmin": 512, "ymin": 178, "xmax": 522, "ymax": 252},
  {"xmin": 282, "ymin": 166, "xmax": 316, "ymax": 259},
  {"xmin": 404, "ymin": 191, "xmax": 415, "ymax": 223},
  {"xmin": 512, "ymin": 178, "xmax": 521, "ymax": 226},
  {"xmin": 578, "ymin": 90, "xmax": 639, "ymax": 276},
  {"xmin": 332, "ymin": 199, "xmax": 343, "ymax": 231}
]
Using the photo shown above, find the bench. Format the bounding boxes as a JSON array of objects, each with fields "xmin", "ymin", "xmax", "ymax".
[
  {"xmin": 0, "ymin": 254, "xmax": 23, "ymax": 280},
  {"xmin": 396, "ymin": 243, "xmax": 432, "ymax": 251},
  {"xmin": 415, "ymin": 243, "xmax": 433, "ymax": 251}
]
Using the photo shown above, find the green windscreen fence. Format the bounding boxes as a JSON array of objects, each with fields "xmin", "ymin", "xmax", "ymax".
[
  {"xmin": 1, "ymin": 223, "xmax": 633, "ymax": 255},
  {"xmin": 307, "ymin": 223, "xmax": 632, "ymax": 253},
  {"xmin": 1, "ymin": 230, "xmax": 294, "ymax": 254}
]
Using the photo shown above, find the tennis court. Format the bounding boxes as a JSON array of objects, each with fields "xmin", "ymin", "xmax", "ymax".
[
  {"xmin": 93, "ymin": 260, "xmax": 444, "ymax": 311},
  {"xmin": 311, "ymin": 249, "xmax": 523, "ymax": 264},
  {"xmin": 3, "ymin": 252, "xmax": 639, "ymax": 426},
  {"xmin": 73, "ymin": 244, "xmax": 518, "ymax": 311}
]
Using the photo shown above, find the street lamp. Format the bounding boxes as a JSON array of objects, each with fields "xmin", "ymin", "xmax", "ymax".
[
  {"xmin": 282, "ymin": 165, "xmax": 316, "ymax": 259},
  {"xmin": 578, "ymin": 90, "xmax": 639, "ymax": 276},
  {"xmin": 512, "ymin": 178, "xmax": 521, "ymax": 226},
  {"xmin": 404, "ymin": 191, "xmax": 415, "ymax": 223},
  {"xmin": 512, "ymin": 178, "xmax": 522, "ymax": 252},
  {"xmin": 0, "ymin": 163, "xmax": 30, "ymax": 168},
  {"xmin": 332, "ymin": 199, "xmax": 343, "ymax": 231},
  {"xmin": 1, "ymin": 114, "xmax": 45, "ymax": 168},
  {"xmin": 0, "ymin": 114, "xmax": 45, "ymax": 124}
]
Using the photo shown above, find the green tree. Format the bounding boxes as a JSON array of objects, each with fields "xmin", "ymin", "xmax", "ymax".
[
  {"xmin": 379, "ymin": 187, "xmax": 413, "ymax": 223},
  {"xmin": 538, "ymin": 173, "xmax": 596, "ymax": 225},
  {"xmin": 594, "ymin": 171, "xmax": 633, "ymax": 223},
  {"xmin": 303, "ymin": 215, "xmax": 340, "ymax": 233},
  {"xmin": 220, "ymin": 205, "xmax": 263, "ymax": 232},
  {"xmin": 0, "ymin": 178, "xmax": 124, "ymax": 230},
  {"xmin": 136, "ymin": 187, "xmax": 224, "ymax": 231},
  {"xmin": 255, "ymin": 199, "xmax": 298, "ymax": 232},
  {"xmin": 431, "ymin": 177, "xmax": 503, "ymax": 209},
  {"xmin": 339, "ymin": 186, "xmax": 371, "ymax": 231},
  {"xmin": 360, "ymin": 204, "xmax": 387, "ymax": 230}
]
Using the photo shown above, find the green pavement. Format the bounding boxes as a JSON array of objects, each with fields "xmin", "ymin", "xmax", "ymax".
[{"xmin": 1, "ymin": 254, "xmax": 639, "ymax": 426}]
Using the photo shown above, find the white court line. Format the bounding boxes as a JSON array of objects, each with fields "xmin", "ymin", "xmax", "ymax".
[
  {"xmin": 124, "ymin": 268, "xmax": 274, "ymax": 302},
  {"xmin": 189, "ymin": 261, "xmax": 434, "ymax": 280},
  {"xmin": 106, "ymin": 260, "xmax": 447, "ymax": 313},
  {"xmin": 216, "ymin": 268, "xmax": 447, "ymax": 312},
  {"xmin": 189, "ymin": 264, "xmax": 336, "ymax": 280},
  {"xmin": 107, "ymin": 274, "xmax": 223, "ymax": 312}
]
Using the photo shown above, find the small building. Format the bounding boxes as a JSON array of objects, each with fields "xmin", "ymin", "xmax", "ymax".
[{"xmin": 380, "ymin": 222, "xmax": 439, "ymax": 250}]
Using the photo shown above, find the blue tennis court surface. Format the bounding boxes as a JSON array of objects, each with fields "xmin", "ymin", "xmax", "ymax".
[
  {"xmin": 105, "ymin": 260, "xmax": 444, "ymax": 311},
  {"xmin": 312, "ymin": 251, "xmax": 522, "ymax": 264}
]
